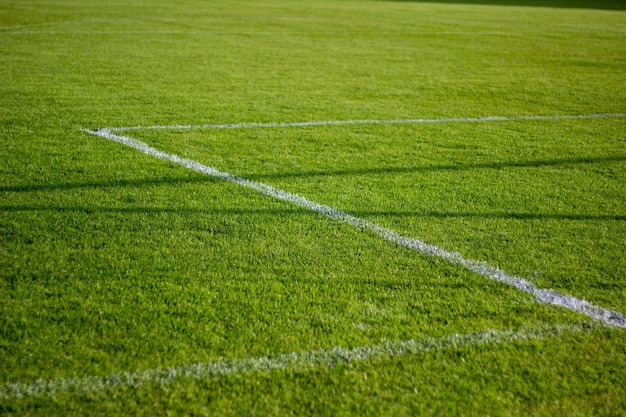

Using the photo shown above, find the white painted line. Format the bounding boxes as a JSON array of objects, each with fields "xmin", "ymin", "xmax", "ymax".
[
  {"xmin": 0, "ymin": 20, "xmax": 99, "ymax": 30},
  {"xmin": 84, "ymin": 127, "xmax": 626, "ymax": 329},
  {"xmin": 0, "ymin": 30, "xmax": 519, "ymax": 36},
  {"xmin": 0, "ymin": 322, "xmax": 594, "ymax": 399},
  {"xmin": 0, "ymin": 30, "xmax": 206, "ymax": 35},
  {"xmin": 4, "ymin": 30, "xmax": 624, "ymax": 37},
  {"xmin": 107, "ymin": 113, "xmax": 626, "ymax": 132}
]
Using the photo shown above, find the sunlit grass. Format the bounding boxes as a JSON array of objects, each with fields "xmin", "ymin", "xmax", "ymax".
[{"xmin": 1, "ymin": 0, "xmax": 625, "ymax": 415}]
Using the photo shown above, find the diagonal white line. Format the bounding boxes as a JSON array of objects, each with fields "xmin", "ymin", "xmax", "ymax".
[
  {"xmin": 4, "ymin": 118, "xmax": 617, "ymax": 400},
  {"xmin": 83, "ymin": 127, "xmax": 626, "ymax": 329},
  {"xmin": 0, "ymin": 322, "xmax": 595, "ymax": 399},
  {"xmin": 106, "ymin": 113, "xmax": 626, "ymax": 132}
]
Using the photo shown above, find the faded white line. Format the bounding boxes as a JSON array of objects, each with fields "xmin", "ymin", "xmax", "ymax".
[
  {"xmin": 84, "ymin": 127, "xmax": 626, "ymax": 329},
  {"xmin": 0, "ymin": 20, "xmax": 99, "ymax": 30},
  {"xmin": 0, "ymin": 30, "xmax": 205, "ymax": 35},
  {"xmin": 0, "ymin": 322, "xmax": 594, "ymax": 399},
  {"xmin": 3, "ymin": 30, "xmax": 623, "ymax": 37},
  {"xmin": 107, "ymin": 113, "xmax": 626, "ymax": 132},
  {"xmin": 0, "ymin": 30, "xmax": 517, "ymax": 36}
]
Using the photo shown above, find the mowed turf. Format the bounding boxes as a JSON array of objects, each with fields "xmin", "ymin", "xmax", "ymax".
[{"xmin": 1, "ymin": 0, "xmax": 625, "ymax": 415}]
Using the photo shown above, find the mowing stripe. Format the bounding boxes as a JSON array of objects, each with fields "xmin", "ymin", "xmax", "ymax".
[
  {"xmin": 0, "ymin": 322, "xmax": 595, "ymax": 399},
  {"xmin": 107, "ymin": 113, "xmax": 626, "ymax": 132},
  {"xmin": 85, "ymin": 127, "xmax": 626, "ymax": 329}
]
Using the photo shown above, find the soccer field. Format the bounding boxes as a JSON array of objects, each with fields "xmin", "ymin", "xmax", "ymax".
[{"xmin": 1, "ymin": 0, "xmax": 625, "ymax": 415}]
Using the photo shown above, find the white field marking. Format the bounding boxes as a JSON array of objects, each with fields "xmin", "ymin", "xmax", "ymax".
[
  {"xmin": 0, "ymin": 322, "xmax": 595, "ymax": 399},
  {"xmin": 84, "ymin": 126, "xmax": 626, "ymax": 329},
  {"xmin": 0, "ymin": 20, "xmax": 96, "ymax": 30},
  {"xmin": 107, "ymin": 113, "xmax": 626, "ymax": 132},
  {"xmin": 0, "ymin": 30, "xmax": 206, "ymax": 35},
  {"xmin": 4, "ymin": 29, "xmax": 623, "ymax": 37},
  {"xmin": 0, "ymin": 30, "xmax": 517, "ymax": 36}
]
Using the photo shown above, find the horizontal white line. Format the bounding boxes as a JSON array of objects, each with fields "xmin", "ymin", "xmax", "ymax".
[
  {"xmin": 0, "ymin": 20, "xmax": 98, "ymax": 30},
  {"xmin": 106, "ymin": 113, "xmax": 626, "ymax": 132},
  {"xmin": 3, "ymin": 30, "xmax": 624, "ymax": 37},
  {"xmin": 84, "ymin": 127, "xmax": 626, "ymax": 329},
  {"xmin": 0, "ymin": 30, "xmax": 201, "ymax": 35},
  {"xmin": 0, "ymin": 30, "xmax": 518, "ymax": 36},
  {"xmin": 0, "ymin": 322, "xmax": 593, "ymax": 399}
]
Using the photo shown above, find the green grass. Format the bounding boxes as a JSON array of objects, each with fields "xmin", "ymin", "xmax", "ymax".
[{"xmin": 1, "ymin": 0, "xmax": 625, "ymax": 415}]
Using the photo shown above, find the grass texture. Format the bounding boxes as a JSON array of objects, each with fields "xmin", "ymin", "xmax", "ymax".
[{"xmin": 1, "ymin": 0, "xmax": 625, "ymax": 415}]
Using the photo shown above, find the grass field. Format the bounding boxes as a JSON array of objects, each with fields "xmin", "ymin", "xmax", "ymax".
[{"xmin": 1, "ymin": 0, "xmax": 625, "ymax": 415}]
